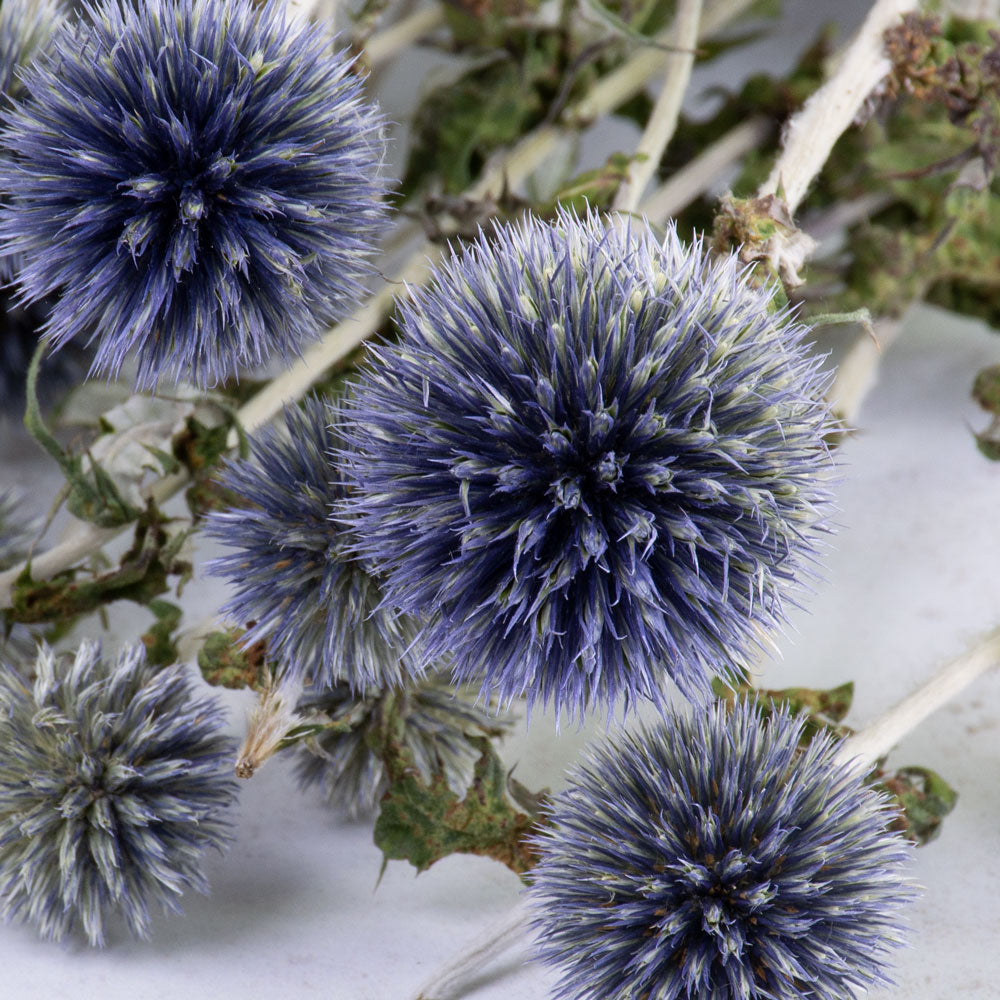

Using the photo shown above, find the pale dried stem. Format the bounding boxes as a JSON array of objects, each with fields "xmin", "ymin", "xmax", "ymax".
[
  {"xmin": 366, "ymin": 5, "xmax": 445, "ymax": 67},
  {"xmin": 639, "ymin": 116, "xmax": 770, "ymax": 223},
  {"xmin": 836, "ymin": 625, "xmax": 1000, "ymax": 770},
  {"xmin": 471, "ymin": 0, "xmax": 754, "ymax": 200},
  {"xmin": 759, "ymin": 0, "xmax": 917, "ymax": 215},
  {"xmin": 825, "ymin": 315, "xmax": 905, "ymax": 425},
  {"xmin": 232, "ymin": 247, "xmax": 438, "ymax": 440},
  {"xmin": 413, "ymin": 898, "xmax": 532, "ymax": 1000},
  {"xmin": 612, "ymin": 0, "xmax": 703, "ymax": 214}
]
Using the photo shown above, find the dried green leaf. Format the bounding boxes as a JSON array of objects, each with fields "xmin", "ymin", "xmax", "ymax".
[
  {"xmin": 401, "ymin": 31, "xmax": 563, "ymax": 198},
  {"xmin": 877, "ymin": 765, "xmax": 959, "ymax": 846},
  {"xmin": 197, "ymin": 627, "xmax": 270, "ymax": 691},
  {"xmin": 713, "ymin": 676, "xmax": 855, "ymax": 744},
  {"xmin": 972, "ymin": 364, "xmax": 1000, "ymax": 413},
  {"xmin": 373, "ymin": 697, "xmax": 544, "ymax": 875},
  {"xmin": 140, "ymin": 598, "xmax": 183, "ymax": 667},
  {"xmin": 543, "ymin": 151, "xmax": 638, "ymax": 213}
]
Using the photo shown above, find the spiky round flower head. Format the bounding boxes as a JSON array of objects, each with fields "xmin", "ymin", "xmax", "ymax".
[
  {"xmin": 296, "ymin": 674, "xmax": 509, "ymax": 817},
  {"xmin": 529, "ymin": 699, "xmax": 913, "ymax": 1000},
  {"xmin": 0, "ymin": 0, "xmax": 388, "ymax": 388},
  {"xmin": 0, "ymin": 640, "xmax": 238, "ymax": 946},
  {"xmin": 343, "ymin": 210, "xmax": 836, "ymax": 719},
  {"xmin": 207, "ymin": 396, "xmax": 422, "ymax": 692}
]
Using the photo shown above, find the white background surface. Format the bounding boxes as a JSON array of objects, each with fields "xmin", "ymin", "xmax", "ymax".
[{"xmin": 3, "ymin": 1, "xmax": 1000, "ymax": 998}]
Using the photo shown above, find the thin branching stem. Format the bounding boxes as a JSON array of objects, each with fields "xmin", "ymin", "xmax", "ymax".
[
  {"xmin": 613, "ymin": 0, "xmax": 703, "ymax": 214},
  {"xmin": 366, "ymin": 5, "xmax": 445, "ymax": 66},
  {"xmin": 639, "ymin": 116, "xmax": 770, "ymax": 223},
  {"xmin": 759, "ymin": 0, "xmax": 917, "ymax": 216},
  {"xmin": 837, "ymin": 625, "xmax": 1000, "ymax": 769}
]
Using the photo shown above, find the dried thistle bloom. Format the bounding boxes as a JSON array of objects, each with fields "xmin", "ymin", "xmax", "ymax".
[
  {"xmin": 296, "ymin": 675, "xmax": 509, "ymax": 818},
  {"xmin": 529, "ymin": 699, "xmax": 913, "ymax": 1000},
  {"xmin": 0, "ymin": 0, "xmax": 388, "ymax": 388},
  {"xmin": 207, "ymin": 397, "xmax": 423, "ymax": 691},
  {"xmin": 343, "ymin": 210, "xmax": 836, "ymax": 719},
  {"xmin": 234, "ymin": 677, "xmax": 304, "ymax": 780},
  {"xmin": 0, "ymin": 641, "xmax": 237, "ymax": 946}
]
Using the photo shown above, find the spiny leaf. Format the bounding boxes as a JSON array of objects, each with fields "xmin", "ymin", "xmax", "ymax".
[{"xmin": 373, "ymin": 696, "xmax": 544, "ymax": 875}]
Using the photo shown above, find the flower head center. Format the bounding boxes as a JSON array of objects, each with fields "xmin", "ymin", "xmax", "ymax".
[
  {"xmin": 653, "ymin": 845, "xmax": 776, "ymax": 962},
  {"xmin": 541, "ymin": 402, "xmax": 627, "ymax": 513}
]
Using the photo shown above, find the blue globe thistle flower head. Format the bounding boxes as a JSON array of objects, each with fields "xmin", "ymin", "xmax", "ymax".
[
  {"xmin": 528, "ymin": 699, "xmax": 913, "ymax": 1000},
  {"xmin": 296, "ymin": 673, "xmax": 510, "ymax": 818},
  {"xmin": 0, "ymin": 640, "xmax": 238, "ymax": 946},
  {"xmin": 206, "ymin": 396, "xmax": 424, "ymax": 692},
  {"xmin": 342, "ymin": 209, "xmax": 837, "ymax": 720},
  {"xmin": 0, "ymin": 0, "xmax": 389, "ymax": 388}
]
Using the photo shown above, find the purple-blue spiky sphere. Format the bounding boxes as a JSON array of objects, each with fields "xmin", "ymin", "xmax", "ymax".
[
  {"xmin": 343, "ymin": 210, "xmax": 836, "ymax": 719},
  {"xmin": 0, "ymin": 0, "xmax": 388, "ymax": 388},
  {"xmin": 529, "ymin": 699, "xmax": 913, "ymax": 1000},
  {"xmin": 207, "ymin": 396, "xmax": 424, "ymax": 692}
]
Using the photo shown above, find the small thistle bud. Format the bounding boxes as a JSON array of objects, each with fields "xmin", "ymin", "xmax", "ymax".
[
  {"xmin": 296, "ymin": 675, "xmax": 510, "ymax": 818},
  {"xmin": 0, "ymin": 641, "xmax": 237, "ymax": 946},
  {"xmin": 207, "ymin": 397, "xmax": 424, "ymax": 691},
  {"xmin": 0, "ymin": 0, "xmax": 389, "ymax": 388},
  {"xmin": 528, "ymin": 699, "xmax": 913, "ymax": 1000},
  {"xmin": 343, "ymin": 209, "xmax": 837, "ymax": 719}
]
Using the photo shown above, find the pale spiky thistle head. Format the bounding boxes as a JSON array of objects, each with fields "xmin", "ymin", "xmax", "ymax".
[
  {"xmin": 295, "ymin": 674, "xmax": 510, "ymax": 817},
  {"xmin": 0, "ymin": 641, "xmax": 237, "ymax": 945},
  {"xmin": 528, "ymin": 699, "xmax": 914, "ymax": 1000}
]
